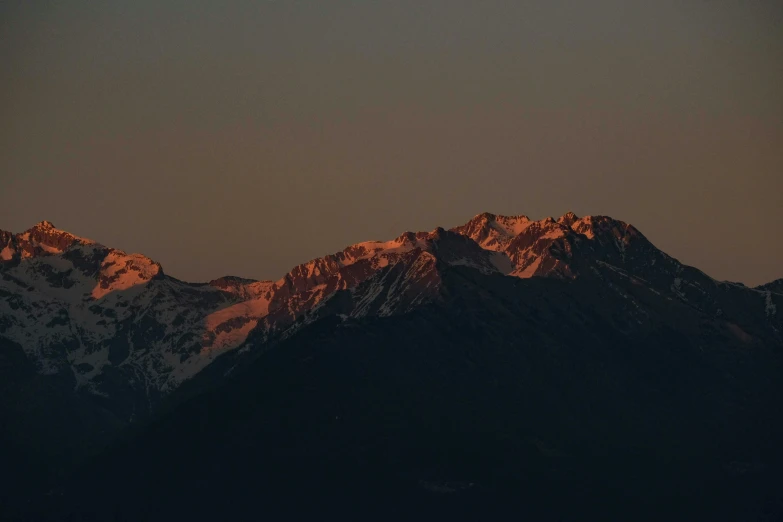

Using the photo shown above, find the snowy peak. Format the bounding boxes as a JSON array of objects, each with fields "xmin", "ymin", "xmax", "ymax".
[
  {"xmin": 449, "ymin": 212, "xmax": 658, "ymax": 279},
  {"xmin": 31, "ymin": 220, "xmax": 57, "ymax": 231},
  {"xmin": 454, "ymin": 211, "xmax": 638, "ymax": 245},
  {"xmin": 277, "ymin": 226, "xmax": 473, "ymax": 294},
  {"xmin": 270, "ymin": 226, "xmax": 494, "ymax": 310},
  {"xmin": 557, "ymin": 211, "xmax": 579, "ymax": 227},
  {"xmin": 23, "ymin": 220, "xmax": 95, "ymax": 252},
  {"xmin": 452, "ymin": 213, "xmax": 574, "ymax": 278},
  {"xmin": 568, "ymin": 214, "xmax": 642, "ymax": 244},
  {"xmin": 0, "ymin": 220, "xmax": 96, "ymax": 262},
  {"xmin": 0, "ymin": 222, "xmax": 164, "ymax": 302},
  {"xmin": 450, "ymin": 212, "xmax": 532, "ymax": 251}
]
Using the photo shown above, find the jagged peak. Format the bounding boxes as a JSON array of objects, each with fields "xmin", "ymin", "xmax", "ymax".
[
  {"xmin": 25, "ymin": 220, "xmax": 78, "ymax": 237},
  {"xmin": 474, "ymin": 211, "xmax": 496, "ymax": 221},
  {"xmin": 497, "ymin": 213, "xmax": 531, "ymax": 222},
  {"xmin": 461, "ymin": 212, "xmax": 638, "ymax": 237},
  {"xmin": 0, "ymin": 220, "xmax": 96, "ymax": 259},
  {"xmin": 466, "ymin": 212, "xmax": 531, "ymax": 225},
  {"xmin": 32, "ymin": 220, "xmax": 56, "ymax": 230},
  {"xmin": 557, "ymin": 211, "xmax": 580, "ymax": 226},
  {"xmin": 568, "ymin": 214, "xmax": 642, "ymax": 242},
  {"xmin": 454, "ymin": 212, "xmax": 531, "ymax": 238},
  {"xmin": 394, "ymin": 231, "xmax": 418, "ymax": 244},
  {"xmin": 19, "ymin": 220, "xmax": 95, "ymax": 246}
]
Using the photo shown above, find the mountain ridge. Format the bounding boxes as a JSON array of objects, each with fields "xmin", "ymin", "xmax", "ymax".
[
  {"xmin": 2, "ymin": 212, "xmax": 780, "ymax": 394},
  {"xmin": 2, "ymin": 211, "xmax": 783, "ymax": 519},
  {"xmin": 1, "ymin": 210, "xmax": 780, "ymax": 418},
  {"xmin": 32, "ymin": 252, "xmax": 783, "ymax": 521}
]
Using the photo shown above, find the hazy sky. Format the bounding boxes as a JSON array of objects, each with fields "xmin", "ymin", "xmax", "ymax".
[{"xmin": 2, "ymin": 1, "xmax": 781, "ymax": 285}]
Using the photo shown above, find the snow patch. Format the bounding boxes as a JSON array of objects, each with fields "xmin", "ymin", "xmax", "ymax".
[
  {"xmin": 765, "ymin": 291, "xmax": 777, "ymax": 317},
  {"xmin": 38, "ymin": 243, "xmax": 64, "ymax": 254},
  {"xmin": 92, "ymin": 251, "xmax": 160, "ymax": 299},
  {"xmin": 205, "ymin": 319, "xmax": 259, "ymax": 355},
  {"xmin": 493, "ymin": 215, "xmax": 532, "ymax": 236},
  {"xmin": 514, "ymin": 257, "xmax": 542, "ymax": 278},
  {"xmin": 204, "ymin": 297, "xmax": 271, "ymax": 331},
  {"xmin": 541, "ymin": 228, "xmax": 566, "ymax": 240},
  {"xmin": 352, "ymin": 278, "xmax": 386, "ymax": 317}
]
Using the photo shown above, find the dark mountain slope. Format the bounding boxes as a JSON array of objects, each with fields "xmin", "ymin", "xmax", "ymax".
[
  {"xmin": 38, "ymin": 266, "xmax": 783, "ymax": 522},
  {"xmin": 758, "ymin": 278, "xmax": 783, "ymax": 294}
]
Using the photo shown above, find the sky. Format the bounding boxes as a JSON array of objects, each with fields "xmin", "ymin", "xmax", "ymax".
[{"xmin": 1, "ymin": 1, "xmax": 781, "ymax": 285}]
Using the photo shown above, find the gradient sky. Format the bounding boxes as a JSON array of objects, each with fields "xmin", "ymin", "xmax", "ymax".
[{"xmin": 1, "ymin": 1, "xmax": 781, "ymax": 285}]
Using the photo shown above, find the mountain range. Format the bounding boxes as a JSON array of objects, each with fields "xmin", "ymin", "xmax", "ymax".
[{"xmin": 2, "ymin": 212, "xmax": 782, "ymax": 520}]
